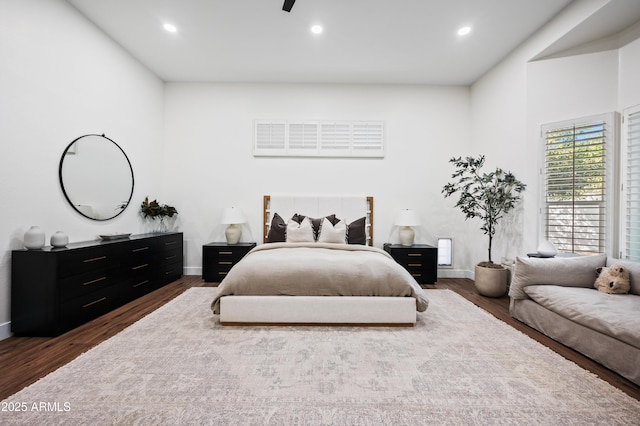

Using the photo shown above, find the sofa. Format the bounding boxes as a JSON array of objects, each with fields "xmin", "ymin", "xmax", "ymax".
[{"xmin": 509, "ymin": 253, "xmax": 640, "ymax": 385}]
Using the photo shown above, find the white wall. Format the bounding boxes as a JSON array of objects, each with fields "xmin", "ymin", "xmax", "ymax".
[
  {"xmin": 0, "ymin": 0, "xmax": 164, "ymax": 338},
  {"xmin": 470, "ymin": 0, "xmax": 620, "ymax": 267},
  {"xmin": 619, "ymin": 37, "xmax": 640, "ymax": 110},
  {"xmin": 162, "ymin": 83, "xmax": 472, "ymax": 275}
]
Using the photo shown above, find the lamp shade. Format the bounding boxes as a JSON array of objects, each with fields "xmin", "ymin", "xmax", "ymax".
[
  {"xmin": 220, "ymin": 207, "xmax": 246, "ymax": 225},
  {"xmin": 395, "ymin": 209, "xmax": 420, "ymax": 226}
]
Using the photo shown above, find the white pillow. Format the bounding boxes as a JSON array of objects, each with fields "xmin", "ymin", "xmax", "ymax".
[
  {"xmin": 286, "ymin": 217, "xmax": 315, "ymax": 243},
  {"xmin": 317, "ymin": 217, "xmax": 347, "ymax": 244}
]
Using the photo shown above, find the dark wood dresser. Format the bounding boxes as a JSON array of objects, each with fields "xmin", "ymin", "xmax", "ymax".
[
  {"xmin": 383, "ymin": 243, "xmax": 438, "ymax": 284},
  {"xmin": 202, "ymin": 242, "xmax": 256, "ymax": 282},
  {"xmin": 11, "ymin": 232, "xmax": 183, "ymax": 336}
]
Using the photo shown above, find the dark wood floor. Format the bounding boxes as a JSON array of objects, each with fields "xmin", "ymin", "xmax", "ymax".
[{"xmin": 0, "ymin": 277, "xmax": 638, "ymax": 402}]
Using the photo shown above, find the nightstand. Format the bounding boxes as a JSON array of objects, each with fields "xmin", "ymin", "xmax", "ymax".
[
  {"xmin": 383, "ymin": 243, "xmax": 438, "ymax": 284},
  {"xmin": 202, "ymin": 242, "xmax": 256, "ymax": 282}
]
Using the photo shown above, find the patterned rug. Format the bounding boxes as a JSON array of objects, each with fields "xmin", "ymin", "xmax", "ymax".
[{"xmin": 2, "ymin": 288, "xmax": 639, "ymax": 425}]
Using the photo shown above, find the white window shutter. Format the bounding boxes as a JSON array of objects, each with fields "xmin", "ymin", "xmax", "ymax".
[
  {"xmin": 253, "ymin": 120, "xmax": 384, "ymax": 158},
  {"xmin": 254, "ymin": 120, "xmax": 286, "ymax": 156},
  {"xmin": 352, "ymin": 122, "xmax": 384, "ymax": 157},
  {"xmin": 623, "ymin": 106, "xmax": 640, "ymax": 261}
]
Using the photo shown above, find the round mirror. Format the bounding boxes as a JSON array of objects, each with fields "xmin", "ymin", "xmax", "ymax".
[{"xmin": 59, "ymin": 134, "xmax": 134, "ymax": 221}]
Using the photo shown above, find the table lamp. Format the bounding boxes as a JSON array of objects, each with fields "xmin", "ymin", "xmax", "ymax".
[
  {"xmin": 395, "ymin": 209, "xmax": 420, "ymax": 246},
  {"xmin": 221, "ymin": 207, "xmax": 246, "ymax": 244}
]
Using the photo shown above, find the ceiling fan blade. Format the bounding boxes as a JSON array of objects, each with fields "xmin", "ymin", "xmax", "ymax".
[{"xmin": 282, "ymin": 0, "xmax": 296, "ymax": 12}]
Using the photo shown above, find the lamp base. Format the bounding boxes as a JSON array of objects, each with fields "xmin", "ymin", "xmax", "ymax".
[
  {"xmin": 399, "ymin": 226, "xmax": 415, "ymax": 246},
  {"xmin": 225, "ymin": 224, "xmax": 242, "ymax": 244}
]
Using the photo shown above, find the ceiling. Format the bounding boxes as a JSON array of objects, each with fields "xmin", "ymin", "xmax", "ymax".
[{"xmin": 63, "ymin": 0, "xmax": 635, "ymax": 86}]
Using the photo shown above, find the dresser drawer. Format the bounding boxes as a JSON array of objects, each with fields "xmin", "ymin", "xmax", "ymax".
[
  {"xmin": 59, "ymin": 265, "xmax": 120, "ymax": 302},
  {"xmin": 57, "ymin": 246, "xmax": 116, "ymax": 278},
  {"xmin": 160, "ymin": 245, "xmax": 182, "ymax": 265},
  {"xmin": 159, "ymin": 234, "xmax": 182, "ymax": 251},
  {"xmin": 59, "ymin": 284, "xmax": 120, "ymax": 331}
]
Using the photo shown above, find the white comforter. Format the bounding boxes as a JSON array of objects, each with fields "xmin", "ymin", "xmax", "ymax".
[{"xmin": 211, "ymin": 242, "xmax": 429, "ymax": 314}]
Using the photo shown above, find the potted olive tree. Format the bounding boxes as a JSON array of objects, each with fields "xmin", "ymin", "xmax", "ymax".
[{"xmin": 442, "ymin": 155, "xmax": 526, "ymax": 297}]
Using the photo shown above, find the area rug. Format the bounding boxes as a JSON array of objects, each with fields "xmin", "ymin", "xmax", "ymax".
[{"xmin": 1, "ymin": 289, "xmax": 638, "ymax": 425}]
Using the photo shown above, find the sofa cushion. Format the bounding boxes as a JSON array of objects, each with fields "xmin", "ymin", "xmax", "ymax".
[
  {"xmin": 524, "ymin": 285, "xmax": 640, "ymax": 349},
  {"xmin": 606, "ymin": 258, "xmax": 640, "ymax": 296},
  {"xmin": 509, "ymin": 254, "xmax": 607, "ymax": 299}
]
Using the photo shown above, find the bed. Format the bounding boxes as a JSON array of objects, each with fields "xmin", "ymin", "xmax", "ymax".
[{"xmin": 210, "ymin": 195, "xmax": 429, "ymax": 326}]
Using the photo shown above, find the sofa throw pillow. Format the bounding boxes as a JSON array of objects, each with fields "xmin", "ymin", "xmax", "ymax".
[
  {"xmin": 509, "ymin": 253, "xmax": 607, "ymax": 300},
  {"xmin": 594, "ymin": 264, "xmax": 631, "ymax": 294},
  {"xmin": 286, "ymin": 216, "xmax": 315, "ymax": 243},
  {"xmin": 317, "ymin": 217, "xmax": 347, "ymax": 244},
  {"xmin": 266, "ymin": 213, "xmax": 287, "ymax": 243},
  {"xmin": 346, "ymin": 217, "xmax": 367, "ymax": 245}
]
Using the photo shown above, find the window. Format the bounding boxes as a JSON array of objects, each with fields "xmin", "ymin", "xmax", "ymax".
[
  {"xmin": 622, "ymin": 105, "xmax": 640, "ymax": 261},
  {"xmin": 254, "ymin": 120, "xmax": 384, "ymax": 158},
  {"xmin": 541, "ymin": 113, "xmax": 617, "ymax": 255}
]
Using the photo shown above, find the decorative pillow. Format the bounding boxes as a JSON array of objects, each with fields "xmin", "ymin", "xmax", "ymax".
[
  {"xmin": 317, "ymin": 218, "xmax": 347, "ymax": 244},
  {"xmin": 266, "ymin": 213, "xmax": 286, "ymax": 243},
  {"xmin": 286, "ymin": 217, "xmax": 315, "ymax": 243},
  {"xmin": 292, "ymin": 214, "xmax": 337, "ymax": 240},
  {"xmin": 346, "ymin": 217, "xmax": 367, "ymax": 245},
  {"xmin": 594, "ymin": 264, "xmax": 631, "ymax": 294}
]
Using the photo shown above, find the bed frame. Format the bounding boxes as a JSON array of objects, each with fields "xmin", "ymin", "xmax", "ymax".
[{"xmin": 219, "ymin": 195, "xmax": 417, "ymax": 326}]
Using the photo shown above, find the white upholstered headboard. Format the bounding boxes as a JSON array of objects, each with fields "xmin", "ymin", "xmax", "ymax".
[{"xmin": 263, "ymin": 195, "xmax": 374, "ymax": 246}]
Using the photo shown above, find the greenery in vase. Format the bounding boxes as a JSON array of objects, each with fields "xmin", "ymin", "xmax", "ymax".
[
  {"xmin": 140, "ymin": 197, "xmax": 178, "ymax": 220},
  {"xmin": 442, "ymin": 155, "xmax": 526, "ymax": 266}
]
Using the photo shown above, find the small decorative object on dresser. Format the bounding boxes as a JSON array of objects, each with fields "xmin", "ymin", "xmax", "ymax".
[
  {"xmin": 220, "ymin": 207, "xmax": 247, "ymax": 244},
  {"xmin": 140, "ymin": 197, "xmax": 178, "ymax": 232},
  {"xmin": 23, "ymin": 225, "xmax": 45, "ymax": 250},
  {"xmin": 50, "ymin": 230, "xmax": 69, "ymax": 248},
  {"xmin": 202, "ymin": 242, "xmax": 256, "ymax": 282},
  {"xmin": 383, "ymin": 243, "xmax": 438, "ymax": 284}
]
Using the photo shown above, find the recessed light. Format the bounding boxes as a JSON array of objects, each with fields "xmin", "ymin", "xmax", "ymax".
[
  {"xmin": 163, "ymin": 23, "xmax": 177, "ymax": 33},
  {"xmin": 311, "ymin": 24, "xmax": 323, "ymax": 35},
  {"xmin": 457, "ymin": 26, "xmax": 471, "ymax": 36}
]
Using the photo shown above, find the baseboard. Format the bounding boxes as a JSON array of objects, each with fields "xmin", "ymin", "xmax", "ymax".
[
  {"xmin": 0, "ymin": 322, "xmax": 12, "ymax": 341},
  {"xmin": 184, "ymin": 266, "xmax": 202, "ymax": 276},
  {"xmin": 437, "ymin": 269, "xmax": 473, "ymax": 280}
]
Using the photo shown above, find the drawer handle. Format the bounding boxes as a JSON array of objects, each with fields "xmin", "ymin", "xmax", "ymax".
[
  {"xmin": 82, "ymin": 276, "xmax": 107, "ymax": 286},
  {"xmin": 165, "ymin": 241, "xmax": 177, "ymax": 246},
  {"xmin": 408, "ymin": 263, "xmax": 422, "ymax": 267},
  {"xmin": 164, "ymin": 269, "xmax": 176, "ymax": 275},
  {"xmin": 132, "ymin": 247, "xmax": 149, "ymax": 252},
  {"xmin": 83, "ymin": 256, "xmax": 107, "ymax": 263},
  {"xmin": 408, "ymin": 253, "xmax": 422, "ymax": 257},
  {"xmin": 218, "ymin": 261, "xmax": 233, "ymax": 265},
  {"xmin": 165, "ymin": 255, "xmax": 177, "ymax": 260},
  {"xmin": 218, "ymin": 251, "xmax": 233, "ymax": 255},
  {"xmin": 132, "ymin": 263, "xmax": 149, "ymax": 270},
  {"xmin": 133, "ymin": 280, "xmax": 150, "ymax": 288},
  {"xmin": 219, "ymin": 272, "xmax": 228, "ymax": 276},
  {"xmin": 412, "ymin": 273, "xmax": 422, "ymax": 277},
  {"xmin": 82, "ymin": 297, "xmax": 107, "ymax": 308}
]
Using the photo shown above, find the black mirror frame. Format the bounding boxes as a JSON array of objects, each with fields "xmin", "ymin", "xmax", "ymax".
[{"xmin": 58, "ymin": 133, "xmax": 135, "ymax": 221}]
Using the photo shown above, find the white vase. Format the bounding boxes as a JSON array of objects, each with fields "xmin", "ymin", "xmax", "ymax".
[
  {"xmin": 24, "ymin": 226, "xmax": 45, "ymax": 250},
  {"xmin": 50, "ymin": 231, "xmax": 69, "ymax": 248},
  {"xmin": 537, "ymin": 239, "xmax": 557, "ymax": 257},
  {"xmin": 225, "ymin": 223, "xmax": 242, "ymax": 244}
]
